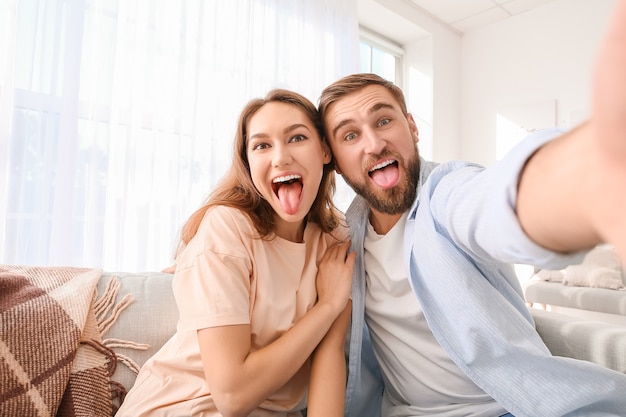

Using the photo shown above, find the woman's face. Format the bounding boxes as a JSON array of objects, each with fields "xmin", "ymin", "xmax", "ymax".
[{"xmin": 246, "ymin": 101, "xmax": 331, "ymax": 239}]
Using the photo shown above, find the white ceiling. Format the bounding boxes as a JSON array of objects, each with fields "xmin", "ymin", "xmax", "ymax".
[{"xmin": 359, "ymin": 0, "xmax": 557, "ymax": 44}]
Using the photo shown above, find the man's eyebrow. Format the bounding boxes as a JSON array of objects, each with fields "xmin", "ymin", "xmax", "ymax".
[
  {"xmin": 331, "ymin": 118, "xmax": 354, "ymax": 140},
  {"xmin": 330, "ymin": 102, "xmax": 395, "ymax": 139},
  {"xmin": 370, "ymin": 102, "xmax": 394, "ymax": 114}
]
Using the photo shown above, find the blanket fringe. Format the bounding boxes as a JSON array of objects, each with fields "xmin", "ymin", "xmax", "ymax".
[
  {"xmin": 95, "ymin": 277, "xmax": 135, "ymax": 335},
  {"xmin": 82, "ymin": 339, "xmax": 118, "ymax": 376},
  {"xmin": 103, "ymin": 338, "xmax": 149, "ymax": 375},
  {"xmin": 95, "ymin": 275, "xmax": 152, "ymax": 411}
]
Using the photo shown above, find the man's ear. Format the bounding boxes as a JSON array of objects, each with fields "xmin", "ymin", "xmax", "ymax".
[{"xmin": 407, "ymin": 113, "xmax": 419, "ymax": 144}]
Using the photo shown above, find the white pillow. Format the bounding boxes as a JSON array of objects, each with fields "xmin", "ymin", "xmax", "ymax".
[
  {"xmin": 562, "ymin": 245, "xmax": 625, "ymax": 290},
  {"xmin": 535, "ymin": 268, "xmax": 565, "ymax": 282},
  {"xmin": 564, "ymin": 265, "xmax": 624, "ymax": 290}
]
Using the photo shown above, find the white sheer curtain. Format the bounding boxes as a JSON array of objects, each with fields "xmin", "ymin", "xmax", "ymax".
[{"xmin": 0, "ymin": 0, "xmax": 358, "ymax": 271}]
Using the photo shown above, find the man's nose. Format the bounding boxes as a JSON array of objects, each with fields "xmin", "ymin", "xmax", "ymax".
[{"xmin": 362, "ymin": 128, "xmax": 386, "ymax": 155}]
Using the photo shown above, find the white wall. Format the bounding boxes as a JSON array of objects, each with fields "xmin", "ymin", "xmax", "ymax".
[
  {"xmin": 360, "ymin": 0, "xmax": 617, "ymax": 165},
  {"xmin": 392, "ymin": 3, "xmax": 462, "ymax": 163},
  {"xmin": 460, "ymin": 0, "xmax": 618, "ymax": 166}
]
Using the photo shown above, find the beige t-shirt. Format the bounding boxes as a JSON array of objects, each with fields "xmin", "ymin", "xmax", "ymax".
[{"xmin": 117, "ymin": 205, "xmax": 347, "ymax": 417}]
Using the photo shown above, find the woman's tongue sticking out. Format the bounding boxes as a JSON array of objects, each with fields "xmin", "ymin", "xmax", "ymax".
[{"xmin": 277, "ymin": 181, "xmax": 303, "ymax": 215}]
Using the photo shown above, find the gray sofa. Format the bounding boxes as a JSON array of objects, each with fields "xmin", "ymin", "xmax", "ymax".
[
  {"xmin": 523, "ymin": 279, "xmax": 626, "ymax": 326},
  {"xmin": 101, "ymin": 271, "xmax": 626, "ymax": 413},
  {"xmin": 522, "ymin": 244, "xmax": 626, "ymax": 326}
]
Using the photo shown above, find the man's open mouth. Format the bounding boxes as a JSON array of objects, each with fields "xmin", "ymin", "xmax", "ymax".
[
  {"xmin": 368, "ymin": 159, "xmax": 398, "ymax": 176},
  {"xmin": 368, "ymin": 159, "xmax": 400, "ymax": 188}
]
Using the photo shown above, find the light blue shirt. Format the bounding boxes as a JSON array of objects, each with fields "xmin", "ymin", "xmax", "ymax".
[{"xmin": 343, "ymin": 128, "xmax": 626, "ymax": 417}]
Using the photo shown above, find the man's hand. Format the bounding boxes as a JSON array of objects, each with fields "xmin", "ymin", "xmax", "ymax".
[
  {"xmin": 517, "ymin": 2, "xmax": 626, "ymax": 262},
  {"xmin": 589, "ymin": 1, "xmax": 626, "ymax": 261},
  {"xmin": 592, "ymin": 1, "xmax": 626, "ymax": 152}
]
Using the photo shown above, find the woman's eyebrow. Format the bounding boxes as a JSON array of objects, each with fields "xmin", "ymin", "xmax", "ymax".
[
  {"xmin": 249, "ymin": 123, "xmax": 310, "ymax": 141},
  {"xmin": 283, "ymin": 123, "xmax": 310, "ymax": 134}
]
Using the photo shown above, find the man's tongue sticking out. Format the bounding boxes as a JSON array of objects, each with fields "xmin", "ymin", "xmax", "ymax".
[
  {"xmin": 277, "ymin": 182, "xmax": 303, "ymax": 215},
  {"xmin": 370, "ymin": 164, "xmax": 399, "ymax": 188}
]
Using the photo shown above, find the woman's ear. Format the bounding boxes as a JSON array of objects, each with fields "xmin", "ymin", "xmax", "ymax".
[{"xmin": 322, "ymin": 141, "xmax": 332, "ymax": 164}]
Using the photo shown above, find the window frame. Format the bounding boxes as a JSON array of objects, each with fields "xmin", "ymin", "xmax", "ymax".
[{"xmin": 359, "ymin": 26, "xmax": 404, "ymax": 87}]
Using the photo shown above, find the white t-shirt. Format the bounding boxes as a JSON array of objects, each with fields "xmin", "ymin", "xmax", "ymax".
[{"xmin": 363, "ymin": 213, "xmax": 506, "ymax": 417}]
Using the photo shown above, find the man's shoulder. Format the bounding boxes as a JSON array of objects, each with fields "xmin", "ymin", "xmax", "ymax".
[
  {"xmin": 422, "ymin": 159, "xmax": 485, "ymax": 188},
  {"xmin": 345, "ymin": 195, "xmax": 369, "ymax": 229},
  {"xmin": 427, "ymin": 159, "xmax": 482, "ymax": 175}
]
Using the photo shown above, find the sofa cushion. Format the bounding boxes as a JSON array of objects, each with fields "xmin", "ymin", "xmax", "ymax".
[
  {"xmin": 96, "ymin": 272, "xmax": 178, "ymax": 405},
  {"xmin": 531, "ymin": 308, "xmax": 626, "ymax": 373},
  {"xmin": 523, "ymin": 280, "xmax": 626, "ymax": 316}
]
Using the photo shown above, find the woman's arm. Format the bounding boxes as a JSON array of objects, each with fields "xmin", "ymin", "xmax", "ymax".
[
  {"xmin": 197, "ymin": 241, "xmax": 355, "ymax": 417},
  {"xmin": 306, "ymin": 301, "xmax": 352, "ymax": 417}
]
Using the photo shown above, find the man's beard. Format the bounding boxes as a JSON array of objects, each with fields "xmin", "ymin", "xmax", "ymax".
[{"xmin": 342, "ymin": 151, "xmax": 420, "ymax": 215}]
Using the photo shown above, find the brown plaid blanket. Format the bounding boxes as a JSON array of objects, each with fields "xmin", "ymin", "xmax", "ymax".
[{"xmin": 0, "ymin": 265, "xmax": 112, "ymax": 417}]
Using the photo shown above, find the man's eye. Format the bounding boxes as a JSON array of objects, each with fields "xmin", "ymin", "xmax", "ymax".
[
  {"xmin": 344, "ymin": 132, "xmax": 357, "ymax": 142},
  {"xmin": 378, "ymin": 118, "xmax": 390, "ymax": 127}
]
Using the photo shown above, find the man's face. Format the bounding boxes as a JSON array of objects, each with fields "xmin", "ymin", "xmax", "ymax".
[{"xmin": 323, "ymin": 84, "xmax": 420, "ymax": 215}]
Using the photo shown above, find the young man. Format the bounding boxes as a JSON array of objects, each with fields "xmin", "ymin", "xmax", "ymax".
[{"xmin": 318, "ymin": 2, "xmax": 626, "ymax": 417}]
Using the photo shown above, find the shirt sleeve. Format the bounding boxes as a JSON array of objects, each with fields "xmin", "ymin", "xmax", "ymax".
[
  {"xmin": 424, "ymin": 127, "xmax": 587, "ymax": 269},
  {"xmin": 172, "ymin": 206, "xmax": 255, "ymax": 332}
]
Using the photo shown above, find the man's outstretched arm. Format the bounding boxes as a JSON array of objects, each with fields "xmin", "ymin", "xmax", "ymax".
[{"xmin": 517, "ymin": 1, "xmax": 626, "ymax": 261}]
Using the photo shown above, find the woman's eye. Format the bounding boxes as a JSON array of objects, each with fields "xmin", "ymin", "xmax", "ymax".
[
  {"xmin": 290, "ymin": 134, "xmax": 307, "ymax": 143},
  {"xmin": 251, "ymin": 142, "xmax": 269, "ymax": 151}
]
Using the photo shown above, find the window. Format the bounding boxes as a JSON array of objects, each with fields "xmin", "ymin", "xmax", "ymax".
[
  {"xmin": 0, "ymin": 0, "xmax": 359, "ymax": 271},
  {"xmin": 359, "ymin": 27, "xmax": 403, "ymax": 85}
]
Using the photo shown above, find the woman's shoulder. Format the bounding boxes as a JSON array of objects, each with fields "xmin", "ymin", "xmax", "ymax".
[
  {"xmin": 198, "ymin": 205, "xmax": 257, "ymax": 234},
  {"xmin": 185, "ymin": 205, "xmax": 260, "ymax": 255}
]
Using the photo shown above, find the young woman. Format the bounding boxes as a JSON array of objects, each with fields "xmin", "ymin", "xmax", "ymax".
[{"xmin": 117, "ymin": 89, "xmax": 354, "ymax": 417}]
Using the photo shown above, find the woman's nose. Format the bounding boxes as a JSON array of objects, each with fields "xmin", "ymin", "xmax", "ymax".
[{"xmin": 272, "ymin": 144, "xmax": 293, "ymax": 167}]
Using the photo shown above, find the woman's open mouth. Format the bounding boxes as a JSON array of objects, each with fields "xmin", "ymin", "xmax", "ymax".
[{"xmin": 272, "ymin": 174, "xmax": 303, "ymax": 215}]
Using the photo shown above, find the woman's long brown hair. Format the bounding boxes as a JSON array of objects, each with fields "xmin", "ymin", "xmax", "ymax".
[{"xmin": 176, "ymin": 89, "xmax": 339, "ymax": 256}]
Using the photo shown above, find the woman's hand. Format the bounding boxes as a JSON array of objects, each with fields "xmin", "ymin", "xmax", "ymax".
[{"xmin": 315, "ymin": 241, "xmax": 355, "ymax": 315}]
